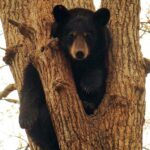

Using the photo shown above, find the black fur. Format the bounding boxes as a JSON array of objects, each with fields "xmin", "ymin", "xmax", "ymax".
[
  {"xmin": 19, "ymin": 64, "xmax": 59, "ymax": 150},
  {"xmin": 19, "ymin": 5, "xmax": 111, "ymax": 149}
]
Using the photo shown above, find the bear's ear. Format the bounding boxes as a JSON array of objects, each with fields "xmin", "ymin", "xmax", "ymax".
[
  {"xmin": 53, "ymin": 5, "xmax": 70, "ymax": 23},
  {"xmin": 94, "ymin": 8, "xmax": 110, "ymax": 26}
]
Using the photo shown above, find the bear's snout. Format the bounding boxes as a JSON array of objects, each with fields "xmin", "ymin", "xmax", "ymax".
[
  {"xmin": 75, "ymin": 50, "xmax": 84, "ymax": 60},
  {"xmin": 70, "ymin": 35, "xmax": 89, "ymax": 60}
]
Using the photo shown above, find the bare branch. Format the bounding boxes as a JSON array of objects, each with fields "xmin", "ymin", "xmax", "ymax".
[
  {"xmin": 0, "ymin": 84, "xmax": 16, "ymax": 99},
  {"xmin": 140, "ymin": 21, "xmax": 150, "ymax": 24},
  {"xmin": 12, "ymin": 135, "xmax": 29, "ymax": 150},
  {"xmin": 11, "ymin": 135, "xmax": 28, "ymax": 143},
  {"xmin": 25, "ymin": 145, "xmax": 30, "ymax": 150},
  {"xmin": 140, "ymin": 18, "xmax": 150, "ymax": 35},
  {"xmin": 17, "ymin": 144, "xmax": 29, "ymax": 150},
  {"xmin": 139, "ymin": 30, "xmax": 146, "ymax": 38},
  {"xmin": 0, "ymin": 47, "xmax": 6, "ymax": 51},
  {"xmin": 1, "ymin": 98, "xmax": 19, "ymax": 104},
  {"xmin": 143, "ymin": 147, "xmax": 150, "ymax": 150},
  {"xmin": 0, "ymin": 64, "xmax": 7, "ymax": 69},
  {"xmin": 140, "ymin": 29, "xmax": 150, "ymax": 33}
]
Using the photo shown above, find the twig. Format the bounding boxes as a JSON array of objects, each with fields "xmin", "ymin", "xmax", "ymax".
[
  {"xmin": 1, "ymin": 98, "xmax": 19, "ymax": 104},
  {"xmin": 25, "ymin": 144, "xmax": 29, "ymax": 150},
  {"xmin": 140, "ymin": 29, "xmax": 150, "ymax": 33},
  {"xmin": 143, "ymin": 147, "xmax": 150, "ymax": 150},
  {"xmin": 0, "ymin": 47, "xmax": 6, "ymax": 51},
  {"xmin": 139, "ymin": 30, "xmax": 146, "ymax": 38},
  {"xmin": 17, "ymin": 144, "xmax": 29, "ymax": 150},
  {"xmin": 0, "ymin": 64, "xmax": 7, "ymax": 69},
  {"xmin": 11, "ymin": 135, "xmax": 28, "ymax": 143},
  {"xmin": 0, "ymin": 84, "xmax": 16, "ymax": 99},
  {"xmin": 140, "ymin": 21, "xmax": 150, "ymax": 24}
]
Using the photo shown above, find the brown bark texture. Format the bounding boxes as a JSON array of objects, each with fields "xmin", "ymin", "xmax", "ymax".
[{"xmin": 0, "ymin": 0, "xmax": 146, "ymax": 150}]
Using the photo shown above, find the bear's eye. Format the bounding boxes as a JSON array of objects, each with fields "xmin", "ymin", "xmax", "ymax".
[
  {"xmin": 67, "ymin": 32, "xmax": 76, "ymax": 40},
  {"xmin": 84, "ymin": 32, "xmax": 92, "ymax": 40}
]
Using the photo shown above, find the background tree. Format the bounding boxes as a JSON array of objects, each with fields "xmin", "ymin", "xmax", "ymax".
[
  {"xmin": 140, "ymin": 4, "xmax": 150, "ymax": 37},
  {"xmin": 0, "ymin": 0, "xmax": 148, "ymax": 150}
]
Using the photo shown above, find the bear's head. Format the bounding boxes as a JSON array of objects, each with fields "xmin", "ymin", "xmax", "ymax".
[{"xmin": 52, "ymin": 5, "xmax": 110, "ymax": 61}]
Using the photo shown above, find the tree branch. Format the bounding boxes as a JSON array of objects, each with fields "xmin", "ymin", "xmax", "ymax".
[
  {"xmin": 25, "ymin": 144, "xmax": 30, "ymax": 150},
  {"xmin": 144, "ymin": 58, "xmax": 150, "ymax": 74},
  {"xmin": 140, "ymin": 30, "xmax": 146, "ymax": 38},
  {"xmin": 140, "ymin": 21, "xmax": 150, "ymax": 24},
  {"xmin": 0, "ymin": 47, "xmax": 6, "ymax": 51},
  {"xmin": 0, "ymin": 64, "xmax": 7, "ymax": 69},
  {"xmin": 1, "ymin": 98, "xmax": 19, "ymax": 104},
  {"xmin": 143, "ymin": 147, "xmax": 150, "ymax": 150},
  {"xmin": 3, "ymin": 44, "xmax": 23, "ymax": 65},
  {"xmin": 8, "ymin": 19, "xmax": 36, "ymax": 43},
  {"xmin": 140, "ymin": 29, "xmax": 150, "ymax": 33},
  {"xmin": 0, "ymin": 84, "xmax": 16, "ymax": 99}
]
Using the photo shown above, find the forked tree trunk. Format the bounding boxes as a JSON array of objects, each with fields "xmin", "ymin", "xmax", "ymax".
[{"xmin": 0, "ymin": 0, "xmax": 147, "ymax": 149}]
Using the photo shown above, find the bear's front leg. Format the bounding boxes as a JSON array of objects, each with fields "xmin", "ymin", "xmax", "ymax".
[
  {"xmin": 19, "ymin": 89, "xmax": 41, "ymax": 129},
  {"xmin": 19, "ymin": 64, "xmax": 44, "ymax": 129}
]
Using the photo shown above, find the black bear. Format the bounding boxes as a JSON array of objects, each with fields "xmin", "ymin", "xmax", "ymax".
[
  {"xmin": 19, "ymin": 5, "xmax": 111, "ymax": 150},
  {"xmin": 52, "ymin": 5, "xmax": 111, "ymax": 114}
]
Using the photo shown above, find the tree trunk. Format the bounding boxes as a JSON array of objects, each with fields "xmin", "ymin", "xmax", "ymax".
[
  {"xmin": 100, "ymin": 0, "xmax": 145, "ymax": 149},
  {"xmin": 0, "ymin": 0, "xmax": 146, "ymax": 150}
]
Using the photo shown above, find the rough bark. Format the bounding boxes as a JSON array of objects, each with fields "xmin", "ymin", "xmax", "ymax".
[
  {"xmin": 0, "ymin": 0, "xmax": 93, "ymax": 150},
  {"xmin": 99, "ymin": 0, "xmax": 145, "ymax": 149},
  {"xmin": 63, "ymin": 0, "xmax": 94, "ymax": 9},
  {"xmin": 0, "ymin": 0, "xmax": 146, "ymax": 150}
]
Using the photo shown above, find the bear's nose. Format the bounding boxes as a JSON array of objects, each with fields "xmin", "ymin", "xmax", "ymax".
[{"xmin": 75, "ymin": 51, "xmax": 84, "ymax": 60}]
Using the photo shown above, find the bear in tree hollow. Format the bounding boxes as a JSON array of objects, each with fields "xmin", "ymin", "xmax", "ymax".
[{"xmin": 19, "ymin": 5, "xmax": 111, "ymax": 150}]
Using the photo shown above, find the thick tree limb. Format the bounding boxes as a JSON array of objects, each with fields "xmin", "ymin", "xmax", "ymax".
[
  {"xmin": 0, "ymin": 84, "xmax": 16, "ymax": 99},
  {"xmin": 144, "ymin": 58, "xmax": 150, "ymax": 73}
]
